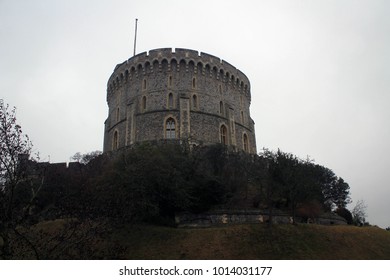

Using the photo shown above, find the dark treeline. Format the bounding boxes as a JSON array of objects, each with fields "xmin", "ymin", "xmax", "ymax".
[{"xmin": 24, "ymin": 143, "xmax": 352, "ymax": 226}]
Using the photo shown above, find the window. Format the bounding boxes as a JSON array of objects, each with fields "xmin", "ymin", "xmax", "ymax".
[
  {"xmin": 165, "ymin": 118, "xmax": 176, "ymax": 139},
  {"xmin": 192, "ymin": 94, "xmax": 198, "ymax": 109},
  {"xmin": 113, "ymin": 131, "xmax": 119, "ymax": 150},
  {"xmin": 142, "ymin": 96, "xmax": 146, "ymax": 112},
  {"xmin": 192, "ymin": 77, "xmax": 196, "ymax": 89},
  {"xmin": 220, "ymin": 101, "xmax": 224, "ymax": 116},
  {"xmin": 116, "ymin": 107, "xmax": 120, "ymax": 122},
  {"xmin": 241, "ymin": 111, "xmax": 244, "ymax": 123},
  {"xmin": 142, "ymin": 79, "xmax": 147, "ymax": 90},
  {"xmin": 220, "ymin": 125, "xmax": 227, "ymax": 145},
  {"xmin": 168, "ymin": 93, "xmax": 174, "ymax": 109},
  {"xmin": 243, "ymin": 133, "xmax": 249, "ymax": 152},
  {"xmin": 168, "ymin": 75, "xmax": 172, "ymax": 87}
]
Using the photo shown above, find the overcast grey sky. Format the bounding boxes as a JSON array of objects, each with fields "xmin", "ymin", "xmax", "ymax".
[{"xmin": 1, "ymin": 0, "xmax": 389, "ymax": 228}]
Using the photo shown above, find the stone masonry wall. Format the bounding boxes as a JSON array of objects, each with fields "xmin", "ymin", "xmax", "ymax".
[
  {"xmin": 175, "ymin": 210, "xmax": 347, "ymax": 228},
  {"xmin": 104, "ymin": 48, "xmax": 256, "ymax": 153}
]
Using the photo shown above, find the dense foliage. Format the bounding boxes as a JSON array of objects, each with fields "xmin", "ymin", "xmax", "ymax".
[
  {"xmin": 3, "ymin": 142, "xmax": 354, "ymax": 227},
  {"xmin": 25, "ymin": 144, "xmax": 352, "ymax": 226}
]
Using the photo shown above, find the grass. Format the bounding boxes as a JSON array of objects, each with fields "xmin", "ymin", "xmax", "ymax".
[
  {"xmin": 10, "ymin": 220, "xmax": 390, "ymax": 259},
  {"xmin": 109, "ymin": 223, "xmax": 390, "ymax": 260}
]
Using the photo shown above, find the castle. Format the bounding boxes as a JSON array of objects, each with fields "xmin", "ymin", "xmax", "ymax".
[{"xmin": 103, "ymin": 48, "xmax": 256, "ymax": 153}]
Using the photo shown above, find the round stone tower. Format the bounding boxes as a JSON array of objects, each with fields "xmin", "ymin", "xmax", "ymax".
[{"xmin": 103, "ymin": 48, "xmax": 256, "ymax": 153}]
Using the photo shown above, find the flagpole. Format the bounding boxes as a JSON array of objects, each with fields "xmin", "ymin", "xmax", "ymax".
[{"xmin": 133, "ymin": 18, "xmax": 138, "ymax": 56}]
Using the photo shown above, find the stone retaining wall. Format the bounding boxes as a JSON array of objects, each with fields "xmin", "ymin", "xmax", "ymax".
[{"xmin": 175, "ymin": 210, "xmax": 347, "ymax": 227}]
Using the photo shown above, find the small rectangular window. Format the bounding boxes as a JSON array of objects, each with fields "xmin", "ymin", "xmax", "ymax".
[{"xmin": 143, "ymin": 79, "xmax": 147, "ymax": 90}]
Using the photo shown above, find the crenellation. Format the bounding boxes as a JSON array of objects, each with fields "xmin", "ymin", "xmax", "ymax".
[
  {"xmin": 174, "ymin": 48, "xmax": 199, "ymax": 58},
  {"xmin": 149, "ymin": 48, "xmax": 172, "ymax": 57},
  {"xmin": 132, "ymin": 51, "xmax": 147, "ymax": 62},
  {"xmin": 200, "ymin": 52, "xmax": 222, "ymax": 64}
]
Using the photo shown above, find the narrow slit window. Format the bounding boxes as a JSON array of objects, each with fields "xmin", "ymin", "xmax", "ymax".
[
  {"xmin": 243, "ymin": 134, "xmax": 249, "ymax": 152},
  {"xmin": 220, "ymin": 125, "xmax": 227, "ymax": 145},
  {"xmin": 113, "ymin": 131, "xmax": 119, "ymax": 150},
  {"xmin": 143, "ymin": 79, "xmax": 147, "ymax": 90}
]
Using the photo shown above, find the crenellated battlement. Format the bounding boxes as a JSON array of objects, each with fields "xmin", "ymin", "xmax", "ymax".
[{"xmin": 107, "ymin": 48, "xmax": 250, "ymax": 100}]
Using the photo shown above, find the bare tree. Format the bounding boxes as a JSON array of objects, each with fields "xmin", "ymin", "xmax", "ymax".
[
  {"xmin": 352, "ymin": 200, "xmax": 367, "ymax": 226},
  {"xmin": 71, "ymin": 150, "xmax": 102, "ymax": 164},
  {"xmin": 0, "ymin": 99, "xmax": 40, "ymax": 259}
]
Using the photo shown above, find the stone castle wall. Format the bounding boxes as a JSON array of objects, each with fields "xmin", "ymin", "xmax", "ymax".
[{"xmin": 103, "ymin": 48, "xmax": 257, "ymax": 153}]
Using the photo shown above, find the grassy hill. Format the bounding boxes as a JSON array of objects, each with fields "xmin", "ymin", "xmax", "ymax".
[
  {"xmin": 11, "ymin": 220, "xmax": 390, "ymax": 259},
  {"xmin": 109, "ymin": 223, "xmax": 390, "ymax": 259}
]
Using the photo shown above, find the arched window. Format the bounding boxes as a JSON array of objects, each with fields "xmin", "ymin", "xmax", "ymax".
[
  {"xmin": 192, "ymin": 94, "xmax": 198, "ymax": 109},
  {"xmin": 243, "ymin": 133, "xmax": 249, "ymax": 152},
  {"xmin": 113, "ymin": 131, "xmax": 119, "ymax": 150},
  {"xmin": 142, "ymin": 96, "xmax": 146, "ymax": 112},
  {"xmin": 165, "ymin": 118, "xmax": 176, "ymax": 139},
  {"xmin": 168, "ymin": 93, "xmax": 174, "ymax": 109},
  {"xmin": 220, "ymin": 125, "xmax": 227, "ymax": 145}
]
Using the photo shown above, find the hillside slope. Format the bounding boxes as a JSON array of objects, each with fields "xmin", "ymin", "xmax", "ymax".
[{"xmin": 112, "ymin": 224, "xmax": 390, "ymax": 259}]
